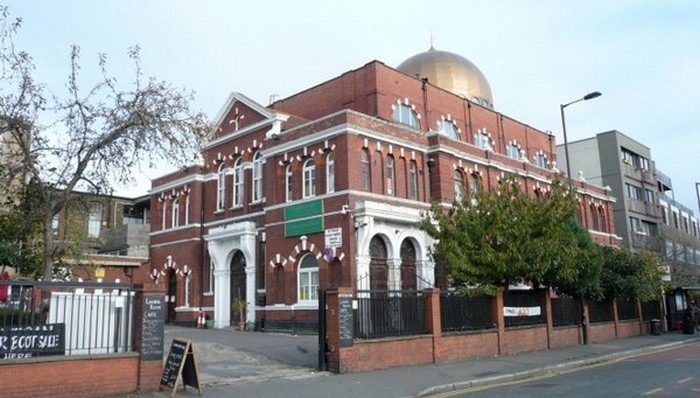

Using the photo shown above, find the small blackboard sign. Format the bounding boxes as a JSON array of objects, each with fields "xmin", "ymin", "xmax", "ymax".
[
  {"xmin": 338, "ymin": 296, "xmax": 354, "ymax": 347},
  {"xmin": 160, "ymin": 338, "xmax": 201, "ymax": 397},
  {"xmin": 140, "ymin": 296, "xmax": 164, "ymax": 360}
]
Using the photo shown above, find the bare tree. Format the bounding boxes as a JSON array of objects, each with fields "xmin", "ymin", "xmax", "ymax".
[{"xmin": 0, "ymin": 7, "xmax": 208, "ymax": 279}]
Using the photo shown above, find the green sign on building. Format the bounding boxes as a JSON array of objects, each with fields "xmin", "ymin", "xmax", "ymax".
[{"xmin": 284, "ymin": 200, "xmax": 324, "ymax": 237}]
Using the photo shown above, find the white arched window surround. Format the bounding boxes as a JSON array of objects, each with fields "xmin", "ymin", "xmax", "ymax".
[
  {"xmin": 326, "ymin": 152, "xmax": 335, "ymax": 194},
  {"xmin": 438, "ymin": 118, "xmax": 460, "ymax": 140},
  {"xmin": 298, "ymin": 253, "xmax": 319, "ymax": 303},
  {"xmin": 216, "ymin": 163, "xmax": 226, "ymax": 211},
  {"xmin": 392, "ymin": 100, "xmax": 420, "ymax": 128},
  {"xmin": 252, "ymin": 151, "xmax": 263, "ymax": 203},
  {"xmin": 232, "ymin": 157, "xmax": 244, "ymax": 207},
  {"xmin": 303, "ymin": 158, "xmax": 316, "ymax": 198},
  {"xmin": 285, "ymin": 164, "xmax": 294, "ymax": 202}
]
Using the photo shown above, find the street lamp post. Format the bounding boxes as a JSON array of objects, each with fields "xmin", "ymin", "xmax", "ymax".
[
  {"xmin": 559, "ymin": 91, "xmax": 601, "ymax": 346},
  {"xmin": 560, "ymin": 91, "xmax": 602, "ymax": 178}
]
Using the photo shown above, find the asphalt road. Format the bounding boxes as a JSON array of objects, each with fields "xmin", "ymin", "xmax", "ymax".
[{"xmin": 429, "ymin": 343, "xmax": 700, "ymax": 398}]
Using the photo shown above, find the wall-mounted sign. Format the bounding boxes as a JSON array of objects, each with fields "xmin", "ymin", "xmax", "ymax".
[{"xmin": 325, "ymin": 227, "xmax": 342, "ymax": 249}]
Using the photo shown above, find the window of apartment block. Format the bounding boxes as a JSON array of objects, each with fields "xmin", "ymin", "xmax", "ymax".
[
  {"xmin": 326, "ymin": 153, "xmax": 335, "ymax": 193},
  {"xmin": 626, "ymin": 183, "xmax": 642, "ymax": 200},
  {"xmin": 392, "ymin": 102, "xmax": 420, "ymax": 128},
  {"xmin": 303, "ymin": 158, "xmax": 316, "ymax": 198},
  {"xmin": 252, "ymin": 151, "xmax": 263, "ymax": 203},
  {"xmin": 662, "ymin": 206, "xmax": 669, "ymax": 224},
  {"xmin": 645, "ymin": 189, "xmax": 654, "ymax": 203},
  {"xmin": 385, "ymin": 155, "xmax": 396, "ymax": 196},
  {"xmin": 233, "ymin": 157, "xmax": 244, "ymax": 207},
  {"xmin": 408, "ymin": 160, "xmax": 418, "ymax": 200},
  {"xmin": 361, "ymin": 149, "xmax": 370, "ymax": 191},
  {"xmin": 673, "ymin": 211, "xmax": 679, "ymax": 229},
  {"xmin": 285, "ymin": 164, "xmax": 293, "ymax": 202},
  {"xmin": 298, "ymin": 253, "xmax": 319, "ymax": 303},
  {"xmin": 216, "ymin": 163, "xmax": 226, "ymax": 211},
  {"xmin": 629, "ymin": 216, "xmax": 641, "ymax": 234},
  {"xmin": 683, "ymin": 215, "xmax": 690, "ymax": 233},
  {"xmin": 88, "ymin": 202, "xmax": 102, "ymax": 238},
  {"xmin": 693, "ymin": 220, "xmax": 698, "ymax": 236}
]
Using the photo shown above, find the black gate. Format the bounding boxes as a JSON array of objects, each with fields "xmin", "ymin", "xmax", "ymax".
[{"xmin": 317, "ymin": 289, "xmax": 327, "ymax": 371}]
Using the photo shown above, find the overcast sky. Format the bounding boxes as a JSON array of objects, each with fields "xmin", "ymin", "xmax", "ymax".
[{"xmin": 5, "ymin": 1, "xmax": 700, "ymax": 211}]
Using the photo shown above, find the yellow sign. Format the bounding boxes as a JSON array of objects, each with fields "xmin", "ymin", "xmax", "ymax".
[{"xmin": 95, "ymin": 268, "xmax": 106, "ymax": 278}]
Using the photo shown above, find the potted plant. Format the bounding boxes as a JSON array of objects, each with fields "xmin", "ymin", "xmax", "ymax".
[{"xmin": 232, "ymin": 297, "xmax": 247, "ymax": 331}]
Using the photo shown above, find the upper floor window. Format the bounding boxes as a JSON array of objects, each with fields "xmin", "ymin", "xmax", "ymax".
[
  {"xmin": 386, "ymin": 155, "xmax": 395, "ymax": 196},
  {"xmin": 392, "ymin": 101, "xmax": 420, "ymax": 128},
  {"xmin": 454, "ymin": 170, "xmax": 464, "ymax": 203},
  {"xmin": 216, "ymin": 163, "xmax": 226, "ymax": 211},
  {"xmin": 645, "ymin": 189, "xmax": 654, "ymax": 203},
  {"xmin": 88, "ymin": 202, "xmax": 102, "ymax": 238},
  {"xmin": 303, "ymin": 158, "xmax": 316, "ymax": 198},
  {"xmin": 285, "ymin": 164, "xmax": 293, "ymax": 202},
  {"xmin": 438, "ymin": 118, "xmax": 460, "ymax": 139},
  {"xmin": 172, "ymin": 200, "xmax": 179, "ymax": 228},
  {"xmin": 298, "ymin": 253, "xmax": 319, "ymax": 303},
  {"xmin": 361, "ymin": 149, "xmax": 370, "ymax": 191},
  {"xmin": 626, "ymin": 183, "xmax": 642, "ymax": 200},
  {"xmin": 161, "ymin": 201, "xmax": 167, "ymax": 230},
  {"xmin": 535, "ymin": 152, "xmax": 547, "ymax": 168},
  {"xmin": 408, "ymin": 160, "xmax": 418, "ymax": 200},
  {"xmin": 252, "ymin": 151, "xmax": 263, "ymax": 203},
  {"xmin": 233, "ymin": 157, "xmax": 244, "ymax": 207},
  {"xmin": 507, "ymin": 144, "xmax": 520, "ymax": 160},
  {"xmin": 673, "ymin": 211, "xmax": 679, "ymax": 229},
  {"xmin": 621, "ymin": 148, "xmax": 650, "ymax": 170},
  {"xmin": 469, "ymin": 172, "xmax": 481, "ymax": 195},
  {"xmin": 474, "ymin": 129, "xmax": 493, "ymax": 151},
  {"xmin": 326, "ymin": 153, "xmax": 335, "ymax": 193}
]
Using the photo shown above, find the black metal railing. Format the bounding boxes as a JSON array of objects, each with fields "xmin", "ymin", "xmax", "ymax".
[
  {"xmin": 641, "ymin": 300, "xmax": 661, "ymax": 321},
  {"xmin": 440, "ymin": 291, "xmax": 494, "ymax": 332},
  {"xmin": 551, "ymin": 296, "xmax": 582, "ymax": 327},
  {"xmin": 354, "ymin": 290, "xmax": 427, "ymax": 340},
  {"xmin": 588, "ymin": 299, "xmax": 613, "ymax": 323},
  {"xmin": 0, "ymin": 280, "xmax": 134, "ymax": 359},
  {"xmin": 503, "ymin": 289, "xmax": 545, "ymax": 327},
  {"xmin": 616, "ymin": 299, "xmax": 638, "ymax": 321}
]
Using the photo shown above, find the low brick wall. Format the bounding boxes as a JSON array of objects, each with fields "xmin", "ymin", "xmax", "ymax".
[
  {"xmin": 0, "ymin": 353, "xmax": 139, "ymax": 398},
  {"xmin": 325, "ymin": 288, "xmax": 652, "ymax": 373}
]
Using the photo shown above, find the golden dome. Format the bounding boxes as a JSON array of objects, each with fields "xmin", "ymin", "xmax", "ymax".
[{"xmin": 397, "ymin": 47, "xmax": 493, "ymax": 108}]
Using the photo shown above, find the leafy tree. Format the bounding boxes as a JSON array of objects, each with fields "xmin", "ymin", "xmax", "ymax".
[
  {"xmin": 599, "ymin": 246, "xmax": 663, "ymax": 301},
  {"xmin": 0, "ymin": 7, "xmax": 208, "ymax": 280},
  {"xmin": 420, "ymin": 175, "xmax": 602, "ymax": 294}
]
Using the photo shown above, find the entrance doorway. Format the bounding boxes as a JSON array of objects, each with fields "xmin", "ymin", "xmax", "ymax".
[{"xmin": 230, "ymin": 251, "xmax": 247, "ymax": 325}]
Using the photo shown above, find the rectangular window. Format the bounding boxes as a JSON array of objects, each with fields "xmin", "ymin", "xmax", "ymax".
[
  {"xmin": 408, "ymin": 161, "xmax": 418, "ymax": 200},
  {"xmin": 645, "ymin": 189, "xmax": 654, "ymax": 203},
  {"xmin": 535, "ymin": 153, "xmax": 547, "ymax": 168},
  {"xmin": 626, "ymin": 184, "xmax": 642, "ymax": 200},
  {"xmin": 361, "ymin": 149, "xmax": 370, "ymax": 191},
  {"xmin": 172, "ymin": 201, "xmax": 179, "ymax": 228},
  {"xmin": 673, "ymin": 212, "xmax": 679, "ymax": 229},
  {"xmin": 88, "ymin": 202, "xmax": 102, "ymax": 238},
  {"xmin": 386, "ymin": 156, "xmax": 395, "ymax": 196}
]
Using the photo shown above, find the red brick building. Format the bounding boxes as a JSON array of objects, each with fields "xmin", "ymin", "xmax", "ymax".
[{"xmin": 148, "ymin": 48, "xmax": 621, "ymax": 329}]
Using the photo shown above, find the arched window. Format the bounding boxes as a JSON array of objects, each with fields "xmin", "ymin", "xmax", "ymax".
[
  {"xmin": 386, "ymin": 155, "xmax": 395, "ymax": 196},
  {"xmin": 598, "ymin": 207, "xmax": 607, "ymax": 232},
  {"xmin": 392, "ymin": 102, "xmax": 420, "ymax": 128},
  {"xmin": 438, "ymin": 119, "xmax": 460, "ymax": 140},
  {"xmin": 507, "ymin": 144, "xmax": 520, "ymax": 159},
  {"xmin": 233, "ymin": 157, "xmax": 244, "ymax": 207},
  {"xmin": 216, "ymin": 163, "xmax": 226, "ymax": 211},
  {"xmin": 469, "ymin": 173, "xmax": 481, "ymax": 195},
  {"xmin": 361, "ymin": 149, "xmax": 370, "ymax": 191},
  {"xmin": 408, "ymin": 160, "xmax": 418, "ymax": 200},
  {"xmin": 454, "ymin": 169, "xmax": 464, "ymax": 202},
  {"xmin": 475, "ymin": 129, "xmax": 493, "ymax": 151},
  {"xmin": 400, "ymin": 239, "xmax": 417, "ymax": 291},
  {"xmin": 285, "ymin": 164, "xmax": 293, "ymax": 202},
  {"xmin": 298, "ymin": 253, "xmax": 319, "ymax": 303},
  {"xmin": 172, "ymin": 200, "xmax": 179, "ymax": 228},
  {"xmin": 589, "ymin": 204, "xmax": 599, "ymax": 230},
  {"xmin": 326, "ymin": 152, "xmax": 335, "ymax": 193},
  {"xmin": 369, "ymin": 236, "xmax": 388, "ymax": 292},
  {"xmin": 252, "ymin": 151, "xmax": 263, "ymax": 203},
  {"xmin": 303, "ymin": 158, "xmax": 316, "ymax": 198},
  {"xmin": 161, "ymin": 201, "xmax": 167, "ymax": 230},
  {"xmin": 535, "ymin": 152, "xmax": 547, "ymax": 168}
]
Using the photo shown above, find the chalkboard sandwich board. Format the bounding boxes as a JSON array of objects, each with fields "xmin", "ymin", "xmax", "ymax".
[{"xmin": 160, "ymin": 338, "xmax": 202, "ymax": 397}]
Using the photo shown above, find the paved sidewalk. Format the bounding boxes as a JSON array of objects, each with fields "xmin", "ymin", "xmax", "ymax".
[{"xmin": 121, "ymin": 328, "xmax": 700, "ymax": 398}]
